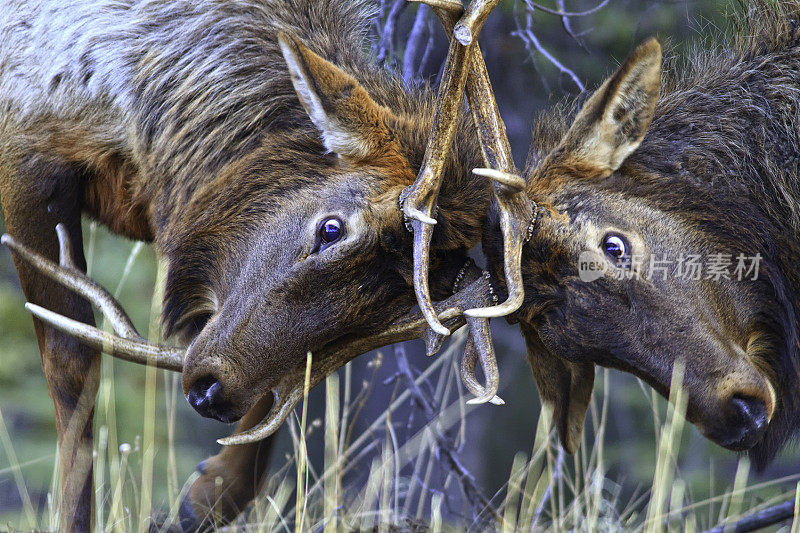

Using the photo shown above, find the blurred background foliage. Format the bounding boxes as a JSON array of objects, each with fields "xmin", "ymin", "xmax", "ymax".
[{"xmin": 1, "ymin": 0, "xmax": 798, "ymax": 529}]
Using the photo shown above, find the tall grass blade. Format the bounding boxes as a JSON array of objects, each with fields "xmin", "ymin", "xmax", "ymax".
[
  {"xmin": 295, "ymin": 352, "xmax": 313, "ymax": 533},
  {"xmin": 323, "ymin": 372, "xmax": 341, "ymax": 533}
]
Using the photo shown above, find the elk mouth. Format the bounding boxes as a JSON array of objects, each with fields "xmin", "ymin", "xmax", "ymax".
[{"xmin": 591, "ymin": 346, "xmax": 776, "ymax": 452}]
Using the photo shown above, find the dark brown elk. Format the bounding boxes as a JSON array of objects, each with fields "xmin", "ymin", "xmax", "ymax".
[
  {"xmin": 0, "ymin": 0, "xmax": 515, "ymax": 529},
  {"xmin": 454, "ymin": 0, "xmax": 798, "ymax": 468}
]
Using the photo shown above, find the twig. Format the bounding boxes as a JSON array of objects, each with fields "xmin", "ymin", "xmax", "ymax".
[
  {"xmin": 512, "ymin": 10, "xmax": 584, "ymax": 92},
  {"xmin": 403, "ymin": 4, "xmax": 430, "ymax": 83},
  {"xmin": 555, "ymin": 0, "xmax": 587, "ymax": 49},
  {"xmin": 702, "ymin": 499, "xmax": 796, "ymax": 533},
  {"xmin": 393, "ymin": 344, "xmax": 497, "ymax": 522},
  {"xmin": 521, "ymin": 0, "xmax": 611, "ymax": 17},
  {"xmin": 376, "ymin": 0, "xmax": 408, "ymax": 66},
  {"xmin": 417, "ymin": 15, "xmax": 436, "ymax": 80}
]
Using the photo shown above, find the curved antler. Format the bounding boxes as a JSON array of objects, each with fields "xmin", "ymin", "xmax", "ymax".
[
  {"xmin": 403, "ymin": 0, "xmax": 534, "ymax": 401},
  {"xmin": 432, "ymin": 0, "xmax": 535, "ymax": 319},
  {"xmin": 1, "ymin": 225, "xmax": 184, "ymax": 371},
  {"xmin": 400, "ymin": 0, "xmax": 500, "ymax": 336},
  {"xmin": 404, "ymin": 0, "xmax": 533, "ymax": 331}
]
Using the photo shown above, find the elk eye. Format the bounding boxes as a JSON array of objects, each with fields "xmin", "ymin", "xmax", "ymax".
[
  {"xmin": 314, "ymin": 217, "xmax": 344, "ymax": 253},
  {"xmin": 602, "ymin": 233, "xmax": 630, "ymax": 263}
]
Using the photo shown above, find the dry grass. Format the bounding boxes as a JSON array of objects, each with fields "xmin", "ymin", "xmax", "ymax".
[{"xmin": 1, "ymin": 228, "xmax": 800, "ymax": 532}]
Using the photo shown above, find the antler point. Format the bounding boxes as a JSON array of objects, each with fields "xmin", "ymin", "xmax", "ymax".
[
  {"xmin": 430, "ymin": 321, "xmax": 450, "ymax": 336},
  {"xmin": 407, "ymin": 210, "xmax": 438, "ymax": 225},
  {"xmin": 466, "ymin": 394, "xmax": 504, "ymax": 405},
  {"xmin": 472, "ymin": 168, "xmax": 526, "ymax": 192},
  {"xmin": 454, "ymin": 24, "xmax": 473, "ymax": 45}
]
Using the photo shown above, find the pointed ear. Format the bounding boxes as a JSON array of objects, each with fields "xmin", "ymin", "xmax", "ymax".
[
  {"xmin": 560, "ymin": 38, "xmax": 662, "ymax": 176},
  {"xmin": 523, "ymin": 329, "xmax": 594, "ymax": 453},
  {"xmin": 278, "ymin": 32, "xmax": 397, "ymax": 160}
]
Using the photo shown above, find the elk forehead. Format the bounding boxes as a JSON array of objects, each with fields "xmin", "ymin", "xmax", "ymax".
[{"xmin": 546, "ymin": 183, "xmax": 707, "ymax": 260}]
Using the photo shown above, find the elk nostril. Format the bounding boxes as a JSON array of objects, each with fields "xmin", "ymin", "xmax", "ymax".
[
  {"xmin": 187, "ymin": 375, "xmax": 222, "ymax": 412},
  {"xmin": 185, "ymin": 374, "xmax": 241, "ymax": 423},
  {"xmin": 731, "ymin": 394, "xmax": 769, "ymax": 433},
  {"xmin": 715, "ymin": 394, "xmax": 771, "ymax": 451}
]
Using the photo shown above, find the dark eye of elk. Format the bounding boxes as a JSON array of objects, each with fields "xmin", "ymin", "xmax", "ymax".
[
  {"xmin": 602, "ymin": 233, "xmax": 631, "ymax": 265},
  {"xmin": 313, "ymin": 217, "xmax": 344, "ymax": 253}
]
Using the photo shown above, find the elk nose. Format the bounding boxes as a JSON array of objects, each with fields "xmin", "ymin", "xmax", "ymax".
[
  {"xmin": 720, "ymin": 394, "xmax": 769, "ymax": 451},
  {"xmin": 186, "ymin": 375, "xmax": 238, "ymax": 423}
]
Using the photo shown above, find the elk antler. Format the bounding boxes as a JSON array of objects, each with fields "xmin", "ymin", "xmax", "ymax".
[
  {"xmin": 1, "ymin": 225, "xmax": 184, "ymax": 371},
  {"xmin": 402, "ymin": 0, "xmax": 533, "ymax": 336},
  {"xmin": 400, "ymin": 0, "xmax": 493, "ymax": 336},
  {"xmin": 401, "ymin": 0, "xmax": 533, "ymax": 403},
  {"xmin": 2, "ymin": 225, "xmax": 501, "ymax": 443}
]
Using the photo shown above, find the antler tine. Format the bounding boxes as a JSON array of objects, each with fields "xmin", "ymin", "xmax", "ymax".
[
  {"xmin": 2, "ymin": 226, "xmax": 139, "ymax": 339},
  {"xmin": 401, "ymin": 0, "xmax": 503, "ymax": 336},
  {"xmin": 25, "ymin": 303, "xmax": 184, "ymax": 371},
  {"xmin": 424, "ymin": 0, "xmax": 534, "ymax": 320},
  {"xmin": 461, "ymin": 315, "xmax": 503, "ymax": 404},
  {"xmin": 2, "ymin": 225, "xmax": 185, "ymax": 371}
]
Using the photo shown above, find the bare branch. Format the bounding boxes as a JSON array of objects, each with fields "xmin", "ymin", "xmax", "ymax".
[
  {"xmin": 377, "ymin": 0, "xmax": 408, "ymax": 66},
  {"xmin": 702, "ymin": 499, "xmax": 796, "ymax": 533},
  {"xmin": 555, "ymin": 0, "xmax": 586, "ymax": 49},
  {"xmin": 521, "ymin": 0, "xmax": 611, "ymax": 18},
  {"xmin": 512, "ymin": 9, "xmax": 584, "ymax": 92},
  {"xmin": 416, "ymin": 15, "xmax": 437, "ymax": 79},
  {"xmin": 393, "ymin": 343, "xmax": 498, "ymax": 522},
  {"xmin": 403, "ymin": 4, "xmax": 430, "ymax": 83}
]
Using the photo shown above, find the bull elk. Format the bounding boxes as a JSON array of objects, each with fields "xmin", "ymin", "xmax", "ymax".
[
  {"xmin": 412, "ymin": 0, "xmax": 800, "ymax": 469},
  {"xmin": 0, "ymin": 0, "xmax": 516, "ymax": 529}
]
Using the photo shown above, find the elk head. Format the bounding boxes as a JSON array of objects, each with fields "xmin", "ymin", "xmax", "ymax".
[
  {"xmin": 166, "ymin": 29, "xmax": 497, "ymax": 429},
  {"xmin": 2, "ymin": 5, "xmax": 508, "ymax": 444},
  {"xmin": 489, "ymin": 38, "xmax": 796, "ymax": 466}
]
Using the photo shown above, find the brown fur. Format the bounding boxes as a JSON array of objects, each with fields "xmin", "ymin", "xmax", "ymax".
[{"xmin": 0, "ymin": 0, "xmax": 488, "ymax": 529}]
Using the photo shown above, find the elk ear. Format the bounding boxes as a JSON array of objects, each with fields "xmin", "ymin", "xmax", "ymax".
[
  {"xmin": 524, "ymin": 331, "xmax": 594, "ymax": 453},
  {"xmin": 278, "ymin": 32, "xmax": 396, "ymax": 159},
  {"xmin": 560, "ymin": 38, "xmax": 662, "ymax": 176}
]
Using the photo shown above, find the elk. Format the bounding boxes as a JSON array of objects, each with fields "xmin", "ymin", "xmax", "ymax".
[
  {"xmin": 411, "ymin": 0, "xmax": 800, "ymax": 468},
  {"xmin": 0, "ymin": 0, "xmax": 516, "ymax": 529}
]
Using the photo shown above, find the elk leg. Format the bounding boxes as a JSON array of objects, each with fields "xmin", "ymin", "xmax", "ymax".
[
  {"xmin": 179, "ymin": 394, "xmax": 275, "ymax": 531},
  {"xmin": 0, "ymin": 154, "xmax": 99, "ymax": 532}
]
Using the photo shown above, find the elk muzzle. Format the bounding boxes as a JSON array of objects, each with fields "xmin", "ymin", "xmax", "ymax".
[{"xmin": 692, "ymin": 366, "xmax": 776, "ymax": 451}]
